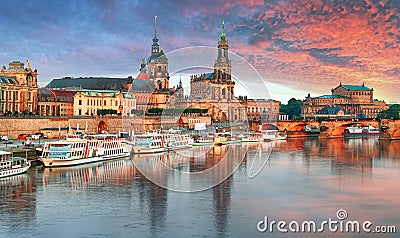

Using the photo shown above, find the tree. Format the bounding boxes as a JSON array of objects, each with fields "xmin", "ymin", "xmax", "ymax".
[
  {"xmin": 377, "ymin": 104, "xmax": 400, "ymax": 119},
  {"xmin": 280, "ymin": 98, "xmax": 302, "ymax": 119},
  {"xmin": 97, "ymin": 109, "xmax": 117, "ymax": 116}
]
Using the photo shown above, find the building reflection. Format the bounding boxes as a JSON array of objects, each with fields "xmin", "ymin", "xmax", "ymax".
[
  {"xmin": 133, "ymin": 144, "xmax": 247, "ymax": 237},
  {"xmin": 279, "ymin": 138, "xmax": 393, "ymax": 177},
  {"xmin": 41, "ymin": 158, "xmax": 136, "ymax": 190},
  {"xmin": 0, "ymin": 173, "xmax": 37, "ymax": 228},
  {"xmin": 378, "ymin": 140, "xmax": 400, "ymax": 160}
]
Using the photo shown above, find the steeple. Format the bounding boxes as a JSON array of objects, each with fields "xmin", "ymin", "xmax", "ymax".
[
  {"xmin": 214, "ymin": 21, "xmax": 232, "ymax": 85},
  {"xmin": 219, "ymin": 21, "xmax": 227, "ymax": 44},
  {"xmin": 150, "ymin": 15, "xmax": 160, "ymax": 58},
  {"xmin": 178, "ymin": 74, "xmax": 182, "ymax": 88},
  {"xmin": 153, "ymin": 15, "xmax": 158, "ymax": 44}
]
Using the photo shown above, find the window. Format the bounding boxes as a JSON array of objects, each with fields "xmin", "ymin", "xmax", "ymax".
[
  {"xmin": 78, "ymin": 109, "xmax": 82, "ymax": 115},
  {"xmin": 79, "ymin": 100, "xmax": 82, "ymax": 105},
  {"xmin": 104, "ymin": 100, "xmax": 106, "ymax": 106}
]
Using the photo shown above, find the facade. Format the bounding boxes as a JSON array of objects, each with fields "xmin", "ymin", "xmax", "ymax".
[
  {"xmin": 302, "ymin": 83, "xmax": 388, "ymax": 118},
  {"xmin": 240, "ymin": 97, "xmax": 280, "ymax": 122},
  {"xmin": 37, "ymin": 89, "xmax": 76, "ymax": 116},
  {"xmin": 73, "ymin": 89, "xmax": 136, "ymax": 116},
  {"xmin": 0, "ymin": 60, "xmax": 38, "ymax": 114}
]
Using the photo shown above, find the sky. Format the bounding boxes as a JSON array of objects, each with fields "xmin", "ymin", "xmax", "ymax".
[{"xmin": 0, "ymin": 0, "xmax": 398, "ymax": 103}]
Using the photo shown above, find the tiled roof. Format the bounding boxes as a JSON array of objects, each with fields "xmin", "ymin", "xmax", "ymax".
[
  {"xmin": 131, "ymin": 79, "xmax": 154, "ymax": 92},
  {"xmin": 341, "ymin": 85, "xmax": 372, "ymax": 91},
  {"xmin": 46, "ymin": 77, "xmax": 129, "ymax": 90},
  {"xmin": 317, "ymin": 95, "xmax": 348, "ymax": 99},
  {"xmin": 316, "ymin": 105, "xmax": 349, "ymax": 115},
  {"xmin": 200, "ymin": 72, "xmax": 215, "ymax": 80}
]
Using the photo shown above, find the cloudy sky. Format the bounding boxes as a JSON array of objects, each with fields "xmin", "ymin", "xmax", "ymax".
[{"xmin": 0, "ymin": 0, "xmax": 398, "ymax": 103}]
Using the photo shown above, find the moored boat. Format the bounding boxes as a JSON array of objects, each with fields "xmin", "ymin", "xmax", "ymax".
[
  {"xmin": 164, "ymin": 133, "xmax": 193, "ymax": 150},
  {"xmin": 261, "ymin": 130, "xmax": 287, "ymax": 141},
  {"xmin": 0, "ymin": 151, "xmax": 30, "ymax": 178},
  {"xmin": 240, "ymin": 132, "xmax": 263, "ymax": 142},
  {"xmin": 130, "ymin": 133, "xmax": 166, "ymax": 154},
  {"xmin": 344, "ymin": 125, "xmax": 380, "ymax": 137},
  {"xmin": 192, "ymin": 135, "xmax": 215, "ymax": 146},
  {"xmin": 39, "ymin": 134, "xmax": 130, "ymax": 167}
]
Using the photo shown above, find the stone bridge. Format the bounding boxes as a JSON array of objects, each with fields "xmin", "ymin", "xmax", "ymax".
[
  {"xmin": 380, "ymin": 119, "xmax": 400, "ymax": 140},
  {"xmin": 276, "ymin": 119, "xmax": 400, "ymax": 140}
]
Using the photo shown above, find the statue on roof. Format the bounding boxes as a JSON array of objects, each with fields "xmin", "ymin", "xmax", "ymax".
[{"xmin": 26, "ymin": 60, "xmax": 31, "ymax": 70}]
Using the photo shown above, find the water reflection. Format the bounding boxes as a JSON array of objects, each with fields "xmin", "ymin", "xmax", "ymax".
[
  {"xmin": 41, "ymin": 158, "xmax": 136, "ymax": 190},
  {"xmin": 0, "ymin": 173, "xmax": 36, "ymax": 234},
  {"xmin": 0, "ymin": 139, "xmax": 398, "ymax": 237}
]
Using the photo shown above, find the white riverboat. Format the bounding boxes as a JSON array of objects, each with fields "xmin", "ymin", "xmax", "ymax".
[
  {"xmin": 164, "ymin": 133, "xmax": 193, "ymax": 150},
  {"xmin": 130, "ymin": 133, "xmax": 166, "ymax": 154},
  {"xmin": 39, "ymin": 134, "xmax": 130, "ymax": 167},
  {"xmin": 344, "ymin": 125, "xmax": 380, "ymax": 137},
  {"xmin": 0, "ymin": 151, "xmax": 30, "ymax": 178},
  {"xmin": 192, "ymin": 135, "xmax": 215, "ymax": 146},
  {"xmin": 239, "ymin": 132, "xmax": 263, "ymax": 142},
  {"xmin": 261, "ymin": 130, "xmax": 287, "ymax": 141}
]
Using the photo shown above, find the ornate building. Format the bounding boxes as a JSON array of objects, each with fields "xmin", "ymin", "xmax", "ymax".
[
  {"xmin": 73, "ymin": 89, "xmax": 136, "ymax": 116},
  {"xmin": 0, "ymin": 60, "xmax": 38, "ymax": 114},
  {"xmin": 302, "ymin": 83, "xmax": 388, "ymax": 118},
  {"xmin": 190, "ymin": 22, "xmax": 234, "ymax": 101},
  {"xmin": 129, "ymin": 16, "xmax": 183, "ymax": 111},
  {"xmin": 147, "ymin": 16, "xmax": 169, "ymax": 91}
]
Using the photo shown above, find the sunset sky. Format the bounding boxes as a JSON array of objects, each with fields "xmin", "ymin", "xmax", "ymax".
[{"xmin": 0, "ymin": 0, "xmax": 398, "ymax": 103}]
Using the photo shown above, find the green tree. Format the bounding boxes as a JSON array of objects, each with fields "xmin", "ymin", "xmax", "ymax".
[
  {"xmin": 280, "ymin": 98, "xmax": 302, "ymax": 119},
  {"xmin": 147, "ymin": 107, "xmax": 163, "ymax": 115},
  {"xmin": 377, "ymin": 104, "xmax": 400, "ymax": 119}
]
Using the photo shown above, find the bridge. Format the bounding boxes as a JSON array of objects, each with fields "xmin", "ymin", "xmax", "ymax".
[{"xmin": 276, "ymin": 119, "xmax": 400, "ymax": 140}]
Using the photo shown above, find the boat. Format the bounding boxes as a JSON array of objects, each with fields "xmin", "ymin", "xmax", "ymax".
[
  {"xmin": 0, "ymin": 151, "xmax": 31, "ymax": 178},
  {"xmin": 39, "ymin": 134, "xmax": 130, "ymax": 167},
  {"xmin": 222, "ymin": 135, "xmax": 242, "ymax": 145},
  {"xmin": 240, "ymin": 132, "xmax": 263, "ymax": 142},
  {"xmin": 344, "ymin": 125, "xmax": 380, "ymax": 137},
  {"xmin": 130, "ymin": 133, "xmax": 166, "ymax": 154},
  {"xmin": 164, "ymin": 133, "xmax": 193, "ymax": 150},
  {"xmin": 22, "ymin": 137, "xmax": 34, "ymax": 147},
  {"xmin": 214, "ymin": 132, "xmax": 229, "ymax": 146},
  {"xmin": 192, "ymin": 135, "xmax": 215, "ymax": 146},
  {"xmin": 261, "ymin": 130, "xmax": 287, "ymax": 141}
]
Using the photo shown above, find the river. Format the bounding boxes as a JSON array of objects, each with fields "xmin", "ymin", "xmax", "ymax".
[{"xmin": 0, "ymin": 138, "xmax": 399, "ymax": 237}]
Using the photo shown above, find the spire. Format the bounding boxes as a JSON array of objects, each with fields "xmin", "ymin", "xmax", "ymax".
[
  {"xmin": 179, "ymin": 74, "xmax": 182, "ymax": 88},
  {"xmin": 219, "ymin": 20, "xmax": 227, "ymax": 43},
  {"xmin": 153, "ymin": 15, "xmax": 158, "ymax": 43}
]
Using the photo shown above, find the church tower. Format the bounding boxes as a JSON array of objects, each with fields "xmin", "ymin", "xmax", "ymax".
[
  {"xmin": 214, "ymin": 21, "xmax": 232, "ymax": 83},
  {"xmin": 147, "ymin": 16, "xmax": 169, "ymax": 91},
  {"xmin": 213, "ymin": 21, "xmax": 234, "ymax": 99}
]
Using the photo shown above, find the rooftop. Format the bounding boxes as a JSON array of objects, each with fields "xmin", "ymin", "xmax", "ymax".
[{"xmin": 341, "ymin": 84, "xmax": 372, "ymax": 91}]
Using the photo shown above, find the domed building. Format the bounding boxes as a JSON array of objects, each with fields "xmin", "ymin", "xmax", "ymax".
[{"xmin": 0, "ymin": 60, "xmax": 38, "ymax": 114}]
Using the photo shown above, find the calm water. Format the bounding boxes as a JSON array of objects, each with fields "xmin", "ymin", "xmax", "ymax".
[{"xmin": 1, "ymin": 138, "xmax": 399, "ymax": 238}]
